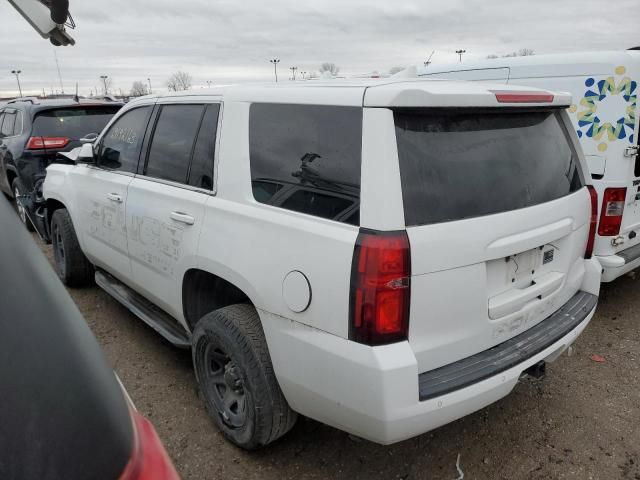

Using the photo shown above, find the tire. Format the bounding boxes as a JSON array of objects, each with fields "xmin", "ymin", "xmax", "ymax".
[
  {"xmin": 12, "ymin": 178, "xmax": 35, "ymax": 232},
  {"xmin": 51, "ymin": 209, "xmax": 94, "ymax": 287},
  {"xmin": 192, "ymin": 304, "xmax": 297, "ymax": 450}
]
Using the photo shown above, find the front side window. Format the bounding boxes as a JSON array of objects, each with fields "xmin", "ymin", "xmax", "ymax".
[
  {"xmin": 145, "ymin": 104, "xmax": 205, "ymax": 184},
  {"xmin": 98, "ymin": 106, "xmax": 152, "ymax": 173},
  {"xmin": 249, "ymin": 103, "xmax": 362, "ymax": 225}
]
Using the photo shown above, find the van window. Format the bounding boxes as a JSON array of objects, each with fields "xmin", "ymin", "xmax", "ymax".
[
  {"xmin": 188, "ymin": 104, "xmax": 219, "ymax": 190},
  {"xmin": 249, "ymin": 103, "xmax": 362, "ymax": 225},
  {"xmin": 98, "ymin": 106, "xmax": 152, "ymax": 173},
  {"xmin": 145, "ymin": 104, "xmax": 205, "ymax": 184},
  {"xmin": 395, "ymin": 109, "xmax": 584, "ymax": 226}
]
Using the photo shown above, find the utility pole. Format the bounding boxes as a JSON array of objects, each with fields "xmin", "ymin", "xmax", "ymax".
[
  {"xmin": 424, "ymin": 50, "xmax": 435, "ymax": 67},
  {"xmin": 289, "ymin": 66, "xmax": 298, "ymax": 80},
  {"xmin": 455, "ymin": 49, "xmax": 466, "ymax": 62},
  {"xmin": 100, "ymin": 75, "xmax": 109, "ymax": 95},
  {"xmin": 54, "ymin": 50, "xmax": 64, "ymax": 94},
  {"xmin": 270, "ymin": 58, "xmax": 280, "ymax": 83},
  {"xmin": 11, "ymin": 70, "xmax": 23, "ymax": 97},
  {"xmin": 147, "ymin": 77, "xmax": 153, "ymax": 94}
]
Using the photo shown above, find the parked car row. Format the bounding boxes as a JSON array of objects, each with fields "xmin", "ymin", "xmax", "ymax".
[{"xmin": 1, "ymin": 50, "xmax": 636, "ymax": 455}]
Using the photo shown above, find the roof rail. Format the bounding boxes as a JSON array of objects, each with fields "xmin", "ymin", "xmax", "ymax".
[{"xmin": 7, "ymin": 97, "xmax": 39, "ymax": 105}]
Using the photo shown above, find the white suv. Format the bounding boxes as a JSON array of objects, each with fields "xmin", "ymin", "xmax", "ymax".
[{"xmin": 44, "ymin": 80, "xmax": 602, "ymax": 449}]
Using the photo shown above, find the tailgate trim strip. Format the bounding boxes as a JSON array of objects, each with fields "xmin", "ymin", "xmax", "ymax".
[
  {"xmin": 418, "ymin": 291, "xmax": 597, "ymax": 401},
  {"xmin": 617, "ymin": 243, "xmax": 640, "ymax": 264}
]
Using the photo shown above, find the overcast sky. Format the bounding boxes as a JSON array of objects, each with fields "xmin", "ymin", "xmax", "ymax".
[{"xmin": 0, "ymin": 0, "xmax": 637, "ymax": 97}]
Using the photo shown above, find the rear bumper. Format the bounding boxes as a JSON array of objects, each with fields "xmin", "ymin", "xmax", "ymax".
[
  {"xmin": 598, "ymin": 243, "xmax": 640, "ymax": 282},
  {"xmin": 262, "ymin": 291, "xmax": 597, "ymax": 445}
]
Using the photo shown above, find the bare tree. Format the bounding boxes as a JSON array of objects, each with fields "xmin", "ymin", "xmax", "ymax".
[
  {"xmin": 488, "ymin": 48, "xmax": 535, "ymax": 59},
  {"xmin": 130, "ymin": 80, "xmax": 149, "ymax": 97},
  {"xmin": 389, "ymin": 66, "xmax": 405, "ymax": 75},
  {"xmin": 319, "ymin": 63, "xmax": 340, "ymax": 76},
  {"xmin": 166, "ymin": 71, "xmax": 192, "ymax": 92},
  {"xmin": 102, "ymin": 77, "xmax": 113, "ymax": 95}
]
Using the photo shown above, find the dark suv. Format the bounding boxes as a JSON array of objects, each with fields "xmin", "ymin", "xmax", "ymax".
[{"xmin": 0, "ymin": 98, "xmax": 122, "ymax": 230}]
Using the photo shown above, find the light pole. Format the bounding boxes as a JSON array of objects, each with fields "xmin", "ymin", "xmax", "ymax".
[
  {"xmin": 206, "ymin": 80, "xmax": 213, "ymax": 88},
  {"xmin": 147, "ymin": 77, "xmax": 153, "ymax": 94},
  {"xmin": 455, "ymin": 49, "xmax": 466, "ymax": 63},
  {"xmin": 270, "ymin": 59, "xmax": 280, "ymax": 83},
  {"xmin": 289, "ymin": 66, "xmax": 298, "ymax": 80},
  {"xmin": 100, "ymin": 75, "xmax": 109, "ymax": 95},
  {"xmin": 301, "ymin": 71, "xmax": 307, "ymax": 80},
  {"xmin": 11, "ymin": 70, "xmax": 23, "ymax": 98}
]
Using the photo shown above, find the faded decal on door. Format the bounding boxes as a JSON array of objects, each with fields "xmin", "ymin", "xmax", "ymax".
[
  {"xmin": 87, "ymin": 200, "xmax": 128, "ymax": 254},
  {"xmin": 129, "ymin": 215, "xmax": 183, "ymax": 276}
]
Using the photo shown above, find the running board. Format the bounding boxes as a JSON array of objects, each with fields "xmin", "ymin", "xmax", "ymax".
[{"xmin": 95, "ymin": 270, "xmax": 191, "ymax": 348}]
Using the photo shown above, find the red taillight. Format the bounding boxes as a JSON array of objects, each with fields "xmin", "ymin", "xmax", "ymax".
[
  {"xmin": 350, "ymin": 230, "xmax": 411, "ymax": 346},
  {"xmin": 585, "ymin": 186, "xmax": 598, "ymax": 259},
  {"xmin": 26, "ymin": 136, "xmax": 70, "ymax": 150},
  {"xmin": 119, "ymin": 409, "xmax": 180, "ymax": 480},
  {"xmin": 491, "ymin": 91, "xmax": 555, "ymax": 103},
  {"xmin": 598, "ymin": 187, "xmax": 626, "ymax": 236}
]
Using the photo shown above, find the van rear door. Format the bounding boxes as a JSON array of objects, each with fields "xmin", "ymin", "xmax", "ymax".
[{"xmin": 392, "ymin": 107, "xmax": 592, "ymax": 372}]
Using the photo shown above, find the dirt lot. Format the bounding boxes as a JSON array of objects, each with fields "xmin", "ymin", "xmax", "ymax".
[{"xmin": 34, "ymin": 234, "xmax": 640, "ymax": 480}]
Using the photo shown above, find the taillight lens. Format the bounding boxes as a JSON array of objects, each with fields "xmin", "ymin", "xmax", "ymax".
[
  {"xmin": 585, "ymin": 186, "xmax": 598, "ymax": 259},
  {"xmin": 491, "ymin": 91, "xmax": 555, "ymax": 103},
  {"xmin": 598, "ymin": 187, "xmax": 626, "ymax": 236},
  {"xmin": 350, "ymin": 230, "xmax": 411, "ymax": 346},
  {"xmin": 26, "ymin": 136, "xmax": 70, "ymax": 150},
  {"xmin": 119, "ymin": 409, "xmax": 180, "ymax": 480}
]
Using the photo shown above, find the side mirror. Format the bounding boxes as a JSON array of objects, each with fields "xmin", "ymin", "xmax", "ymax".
[
  {"xmin": 77, "ymin": 143, "xmax": 95, "ymax": 163},
  {"xmin": 79, "ymin": 133, "xmax": 99, "ymax": 144}
]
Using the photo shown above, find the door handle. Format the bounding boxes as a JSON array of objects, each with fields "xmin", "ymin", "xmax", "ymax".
[
  {"xmin": 106, "ymin": 193, "xmax": 123, "ymax": 203},
  {"xmin": 170, "ymin": 211, "xmax": 195, "ymax": 225}
]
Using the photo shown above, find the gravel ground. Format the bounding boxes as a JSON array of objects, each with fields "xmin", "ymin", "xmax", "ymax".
[{"xmin": 34, "ymin": 234, "xmax": 640, "ymax": 480}]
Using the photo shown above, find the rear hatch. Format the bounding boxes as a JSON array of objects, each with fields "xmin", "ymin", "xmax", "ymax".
[
  {"xmin": 28, "ymin": 104, "xmax": 121, "ymax": 161},
  {"xmin": 392, "ymin": 106, "xmax": 592, "ymax": 372}
]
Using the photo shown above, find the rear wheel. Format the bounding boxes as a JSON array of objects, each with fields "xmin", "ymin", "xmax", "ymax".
[
  {"xmin": 12, "ymin": 178, "xmax": 35, "ymax": 232},
  {"xmin": 51, "ymin": 209, "xmax": 94, "ymax": 287},
  {"xmin": 192, "ymin": 304, "xmax": 297, "ymax": 450}
]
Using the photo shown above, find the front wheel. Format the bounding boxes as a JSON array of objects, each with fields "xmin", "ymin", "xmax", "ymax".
[
  {"xmin": 51, "ymin": 208, "xmax": 94, "ymax": 287},
  {"xmin": 192, "ymin": 304, "xmax": 297, "ymax": 450}
]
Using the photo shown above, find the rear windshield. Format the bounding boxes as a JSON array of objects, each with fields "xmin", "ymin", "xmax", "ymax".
[
  {"xmin": 395, "ymin": 109, "xmax": 584, "ymax": 226},
  {"xmin": 32, "ymin": 106, "xmax": 121, "ymax": 139}
]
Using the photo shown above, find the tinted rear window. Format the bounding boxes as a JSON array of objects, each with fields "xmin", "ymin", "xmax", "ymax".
[
  {"xmin": 395, "ymin": 109, "xmax": 584, "ymax": 226},
  {"xmin": 249, "ymin": 103, "xmax": 362, "ymax": 225},
  {"xmin": 33, "ymin": 106, "xmax": 121, "ymax": 139}
]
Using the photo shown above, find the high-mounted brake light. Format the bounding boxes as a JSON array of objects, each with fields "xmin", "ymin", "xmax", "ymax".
[
  {"xmin": 118, "ymin": 409, "xmax": 180, "ymax": 480},
  {"xmin": 598, "ymin": 187, "xmax": 626, "ymax": 236},
  {"xmin": 585, "ymin": 186, "xmax": 598, "ymax": 259},
  {"xmin": 26, "ymin": 136, "xmax": 70, "ymax": 150},
  {"xmin": 350, "ymin": 230, "xmax": 411, "ymax": 346},
  {"xmin": 492, "ymin": 91, "xmax": 555, "ymax": 103}
]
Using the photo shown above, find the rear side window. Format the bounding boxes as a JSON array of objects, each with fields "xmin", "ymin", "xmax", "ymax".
[
  {"xmin": 395, "ymin": 109, "xmax": 584, "ymax": 226},
  {"xmin": 1, "ymin": 112, "xmax": 16, "ymax": 137},
  {"xmin": 32, "ymin": 106, "xmax": 121, "ymax": 139},
  {"xmin": 98, "ymin": 106, "xmax": 152, "ymax": 173},
  {"xmin": 188, "ymin": 104, "xmax": 220, "ymax": 190},
  {"xmin": 145, "ymin": 104, "xmax": 205, "ymax": 184},
  {"xmin": 249, "ymin": 103, "xmax": 362, "ymax": 225}
]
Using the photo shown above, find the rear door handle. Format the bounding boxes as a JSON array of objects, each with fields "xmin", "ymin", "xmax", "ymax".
[
  {"xmin": 170, "ymin": 211, "xmax": 195, "ymax": 225},
  {"xmin": 106, "ymin": 193, "xmax": 123, "ymax": 203}
]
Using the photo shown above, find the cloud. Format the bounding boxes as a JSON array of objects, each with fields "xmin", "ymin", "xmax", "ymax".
[{"xmin": 0, "ymin": 0, "xmax": 637, "ymax": 96}]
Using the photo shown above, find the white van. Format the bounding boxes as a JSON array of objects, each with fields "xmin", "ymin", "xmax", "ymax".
[{"xmin": 418, "ymin": 50, "xmax": 640, "ymax": 282}]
